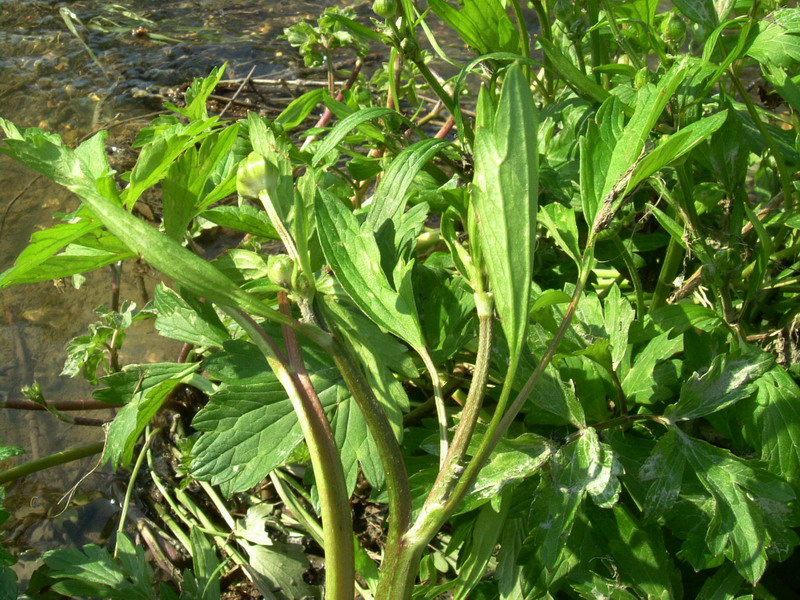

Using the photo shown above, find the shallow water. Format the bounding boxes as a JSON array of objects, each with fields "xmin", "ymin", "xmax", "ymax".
[{"xmin": 0, "ymin": 0, "xmax": 349, "ymax": 582}]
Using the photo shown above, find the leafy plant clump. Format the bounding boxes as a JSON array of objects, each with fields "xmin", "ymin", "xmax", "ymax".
[{"xmin": 2, "ymin": 1, "xmax": 800, "ymax": 598}]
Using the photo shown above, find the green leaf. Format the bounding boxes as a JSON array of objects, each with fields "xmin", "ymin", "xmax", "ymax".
[
  {"xmin": 587, "ymin": 503, "xmax": 678, "ymax": 600},
  {"xmin": 275, "ymin": 88, "xmax": 325, "ymax": 130},
  {"xmin": 696, "ymin": 562, "xmax": 744, "ymax": 600},
  {"xmin": 580, "ymin": 97, "xmax": 626, "ymax": 227},
  {"xmin": 103, "ymin": 363, "xmax": 199, "ymax": 468},
  {"xmin": 0, "ymin": 568, "xmax": 17, "ymax": 599},
  {"xmin": 0, "ymin": 445, "xmax": 23, "ymax": 463},
  {"xmin": 593, "ymin": 60, "xmax": 689, "ymax": 224},
  {"xmin": 666, "ymin": 347, "xmax": 773, "ymax": 422},
  {"xmin": 366, "ymin": 138, "xmax": 449, "ymax": 233},
  {"xmin": 532, "ymin": 428, "xmax": 622, "ymax": 567},
  {"xmin": 162, "ymin": 124, "xmax": 240, "ymax": 239},
  {"xmin": 673, "ymin": 0, "xmax": 719, "ymax": 28},
  {"xmin": 621, "ymin": 333, "xmax": 683, "ymax": 406},
  {"xmin": 244, "ymin": 543, "xmax": 318, "ymax": 600},
  {"xmin": 526, "ymin": 365, "xmax": 586, "ymax": 428},
  {"xmin": 311, "ymin": 107, "xmax": 402, "ymax": 167},
  {"xmin": 647, "ymin": 203, "xmax": 687, "ymax": 249},
  {"xmin": 42, "ymin": 533, "xmax": 154, "ymax": 600},
  {"xmin": 0, "ymin": 220, "xmax": 101, "ymax": 288},
  {"xmin": 603, "ymin": 284, "xmax": 635, "ymax": 370},
  {"xmin": 762, "ymin": 63, "xmax": 800, "ymax": 112},
  {"xmin": 332, "ymin": 392, "xmax": 381, "ymax": 494},
  {"xmin": 675, "ymin": 432, "xmax": 785, "ymax": 583},
  {"xmin": 322, "ymin": 295, "xmax": 414, "ymax": 440},
  {"xmin": 190, "ymin": 369, "xmax": 340, "ymax": 495},
  {"xmin": 627, "ymin": 110, "xmax": 729, "ymax": 192},
  {"xmin": 427, "ymin": 0, "xmax": 520, "ymax": 55},
  {"xmin": 153, "ymin": 284, "xmax": 230, "ymax": 347},
  {"xmin": 166, "ymin": 64, "xmax": 226, "ymax": 121},
  {"xmin": 315, "ymin": 189, "xmax": 424, "ymax": 350},
  {"xmin": 472, "ymin": 63, "xmax": 538, "ymax": 360},
  {"xmin": 123, "ymin": 121, "xmax": 219, "ymax": 209},
  {"xmin": 747, "ymin": 9, "xmax": 800, "ymax": 68},
  {"xmin": 460, "ymin": 433, "xmax": 553, "ymax": 514},
  {"xmin": 749, "ymin": 368, "xmax": 800, "ymax": 491},
  {"xmin": 539, "ymin": 202, "xmax": 581, "ymax": 266},
  {"xmin": 538, "ymin": 38, "xmax": 614, "ymax": 107},
  {"xmin": 453, "ymin": 490, "xmax": 512, "ymax": 600},
  {"xmin": 188, "ymin": 527, "xmax": 221, "ymax": 600},
  {"xmin": 639, "ymin": 429, "xmax": 685, "ymax": 523},
  {"xmin": 200, "ymin": 204, "xmax": 278, "ymax": 239}
]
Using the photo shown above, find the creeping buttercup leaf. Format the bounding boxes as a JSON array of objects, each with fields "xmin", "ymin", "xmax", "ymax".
[
  {"xmin": 102, "ymin": 363, "xmax": 199, "ymax": 469},
  {"xmin": 244, "ymin": 543, "xmax": 317, "ymax": 600},
  {"xmin": 459, "ymin": 433, "xmax": 553, "ymax": 514},
  {"xmin": 639, "ymin": 429, "xmax": 685, "ymax": 523},
  {"xmin": 603, "ymin": 284, "xmax": 635, "ymax": 370},
  {"xmin": 42, "ymin": 533, "xmax": 154, "ymax": 600},
  {"xmin": 586, "ymin": 503, "xmax": 678, "ymax": 600},
  {"xmin": 472, "ymin": 62, "xmax": 538, "ymax": 361},
  {"xmin": 367, "ymin": 137, "xmax": 449, "ymax": 235},
  {"xmin": 190, "ymin": 369, "xmax": 340, "ymax": 495},
  {"xmin": 315, "ymin": 188, "xmax": 424, "ymax": 351},
  {"xmin": 531, "ymin": 428, "xmax": 623, "ymax": 567},
  {"xmin": 748, "ymin": 368, "xmax": 800, "ymax": 491},
  {"xmin": 621, "ymin": 332, "xmax": 683, "ymax": 405},
  {"xmin": 666, "ymin": 347, "xmax": 773, "ymax": 422},
  {"xmin": 427, "ymin": 0, "xmax": 520, "ymax": 54},
  {"xmin": 153, "ymin": 284, "xmax": 230, "ymax": 347},
  {"xmin": 676, "ymin": 431, "xmax": 798, "ymax": 583}
]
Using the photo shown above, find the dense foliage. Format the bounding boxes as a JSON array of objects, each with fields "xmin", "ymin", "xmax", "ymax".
[{"xmin": 2, "ymin": 0, "xmax": 800, "ymax": 598}]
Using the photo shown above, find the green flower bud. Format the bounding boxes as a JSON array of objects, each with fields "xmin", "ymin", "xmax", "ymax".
[
  {"xmin": 660, "ymin": 12, "xmax": 686, "ymax": 44},
  {"xmin": 267, "ymin": 255, "xmax": 295, "ymax": 289},
  {"xmin": 372, "ymin": 0, "xmax": 398, "ymax": 19},
  {"xmin": 236, "ymin": 151, "xmax": 279, "ymax": 200}
]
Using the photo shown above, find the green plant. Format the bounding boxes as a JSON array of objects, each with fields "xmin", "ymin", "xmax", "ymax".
[{"xmin": 2, "ymin": 1, "xmax": 800, "ymax": 599}]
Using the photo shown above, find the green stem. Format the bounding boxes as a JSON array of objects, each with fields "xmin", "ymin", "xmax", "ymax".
[
  {"xmin": 325, "ymin": 333, "xmax": 412, "ymax": 543},
  {"xmin": 418, "ymin": 348, "xmax": 449, "ymax": 467},
  {"xmin": 0, "ymin": 442, "xmax": 103, "ymax": 485},
  {"xmin": 509, "ymin": 0, "xmax": 531, "ymax": 79},
  {"xmin": 225, "ymin": 308, "xmax": 355, "ymax": 600},
  {"xmin": 116, "ymin": 427, "xmax": 160, "ymax": 557},
  {"xmin": 383, "ymin": 253, "xmax": 595, "ymax": 599},
  {"xmin": 424, "ymin": 301, "xmax": 494, "ymax": 511},
  {"xmin": 600, "ymin": 0, "xmax": 645, "ymax": 69}
]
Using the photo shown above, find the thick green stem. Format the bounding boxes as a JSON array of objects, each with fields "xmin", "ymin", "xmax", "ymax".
[
  {"xmin": 326, "ymin": 334, "xmax": 412, "ymax": 543},
  {"xmin": 225, "ymin": 308, "xmax": 354, "ymax": 600},
  {"xmin": 0, "ymin": 442, "xmax": 103, "ymax": 485}
]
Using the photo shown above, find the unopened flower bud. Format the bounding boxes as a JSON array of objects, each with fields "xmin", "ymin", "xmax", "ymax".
[
  {"xmin": 267, "ymin": 255, "xmax": 295, "ymax": 289},
  {"xmin": 236, "ymin": 152, "xmax": 279, "ymax": 200}
]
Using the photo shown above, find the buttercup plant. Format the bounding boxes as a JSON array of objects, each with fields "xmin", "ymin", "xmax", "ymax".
[{"xmin": 2, "ymin": 1, "xmax": 800, "ymax": 599}]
